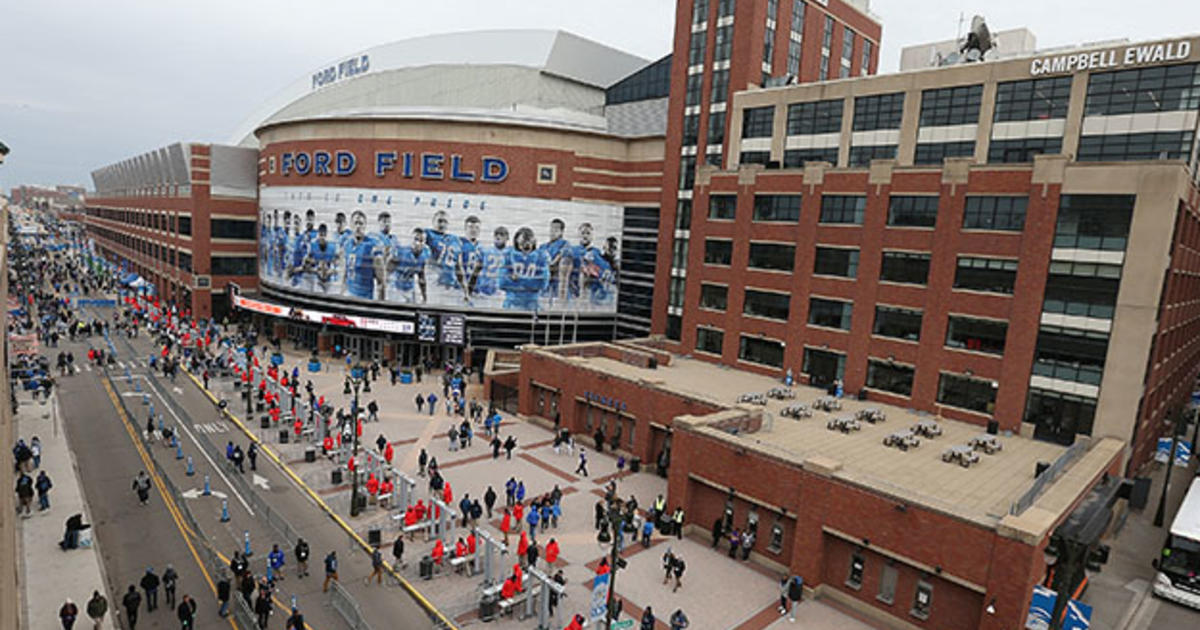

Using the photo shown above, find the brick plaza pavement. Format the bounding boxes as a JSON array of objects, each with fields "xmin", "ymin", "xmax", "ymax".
[{"xmin": 205, "ymin": 346, "xmax": 878, "ymax": 629}]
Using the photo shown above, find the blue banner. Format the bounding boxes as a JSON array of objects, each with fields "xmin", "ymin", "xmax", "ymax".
[
  {"xmin": 1063, "ymin": 599, "xmax": 1092, "ymax": 630},
  {"xmin": 589, "ymin": 573, "xmax": 610, "ymax": 625},
  {"xmin": 1025, "ymin": 585, "xmax": 1057, "ymax": 630}
]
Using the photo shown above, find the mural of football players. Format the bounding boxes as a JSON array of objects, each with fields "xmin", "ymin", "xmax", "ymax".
[
  {"xmin": 274, "ymin": 210, "xmax": 291, "ymax": 277},
  {"xmin": 388, "ymin": 227, "xmax": 430, "ymax": 304},
  {"xmin": 566, "ymin": 222, "xmax": 600, "ymax": 300},
  {"xmin": 474, "ymin": 226, "xmax": 508, "ymax": 299},
  {"xmin": 456, "ymin": 215, "xmax": 483, "ymax": 303},
  {"xmin": 371, "ymin": 211, "xmax": 398, "ymax": 253},
  {"xmin": 334, "ymin": 211, "xmax": 353, "ymax": 254},
  {"xmin": 302, "ymin": 209, "xmax": 317, "ymax": 248},
  {"xmin": 586, "ymin": 236, "xmax": 620, "ymax": 305},
  {"xmin": 500, "ymin": 227, "xmax": 549, "ymax": 311},
  {"xmin": 303, "ymin": 223, "xmax": 339, "ymax": 293},
  {"xmin": 259, "ymin": 211, "xmax": 274, "ymax": 276},
  {"xmin": 286, "ymin": 213, "xmax": 308, "ymax": 286},
  {"xmin": 426, "ymin": 210, "xmax": 458, "ymax": 289},
  {"xmin": 343, "ymin": 210, "xmax": 381, "ymax": 300},
  {"xmin": 539, "ymin": 218, "xmax": 569, "ymax": 302}
]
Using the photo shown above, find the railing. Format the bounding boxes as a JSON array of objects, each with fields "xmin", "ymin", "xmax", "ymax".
[
  {"xmin": 327, "ymin": 580, "xmax": 373, "ymax": 630},
  {"xmin": 1010, "ymin": 437, "xmax": 1090, "ymax": 516}
]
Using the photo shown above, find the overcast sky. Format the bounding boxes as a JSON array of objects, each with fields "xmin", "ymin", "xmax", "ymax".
[{"xmin": 2, "ymin": 0, "xmax": 1198, "ymax": 191}]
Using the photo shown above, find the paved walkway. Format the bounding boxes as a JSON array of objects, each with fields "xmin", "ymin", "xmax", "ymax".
[
  {"xmin": 203, "ymin": 343, "xmax": 879, "ymax": 629},
  {"xmin": 17, "ymin": 391, "xmax": 115, "ymax": 630}
]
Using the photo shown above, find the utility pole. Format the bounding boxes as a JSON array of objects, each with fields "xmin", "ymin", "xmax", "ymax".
[{"xmin": 1154, "ymin": 409, "xmax": 1184, "ymax": 528}]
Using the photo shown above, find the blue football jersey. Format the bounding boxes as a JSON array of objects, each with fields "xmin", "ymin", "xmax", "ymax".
[
  {"xmin": 344, "ymin": 239, "xmax": 381, "ymax": 299},
  {"xmin": 500, "ymin": 249, "xmax": 549, "ymax": 310},
  {"xmin": 435, "ymin": 234, "xmax": 462, "ymax": 288},
  {"xmin": 391, "ymin": 247, "xmax": 430, "ymax": 292},
  {"xmin": 475, "ymin": 246, "xmax": 507, "ymax": 296},
  {"xmin": 539, "ymin": 238, "xmax": 570, "ymax": 295},
  {"xmin": 458, "ymin": 239, "xmax": 482, "ymax": 291},
  {"xmin": 306, "ymin": 241, "xmax": 339, "ymax": 290}
]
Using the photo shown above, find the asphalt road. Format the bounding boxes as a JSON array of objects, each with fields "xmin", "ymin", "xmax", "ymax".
[{"xmin": 62, "ymin": 313, "xmax": 436, "ymax": 630}]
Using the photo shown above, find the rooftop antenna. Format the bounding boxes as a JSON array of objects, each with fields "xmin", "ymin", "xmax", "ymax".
[{"xmin": 960, "ymin": 15, "xmax": 995, "ymax": 63}]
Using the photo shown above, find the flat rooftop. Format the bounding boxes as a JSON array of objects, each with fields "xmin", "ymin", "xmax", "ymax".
[{"xmin": 542, "ymin": 344, "xmax": 1122, "ymax": 534}]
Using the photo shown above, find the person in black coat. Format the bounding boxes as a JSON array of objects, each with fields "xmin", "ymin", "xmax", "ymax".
[
  {"xmin": 484, "ymin": 486, "xmax": 497, "ymax": 518},
  {"xmin": 139, "ymin": 568, "xmax": 160, "ymax": 611},
  {"xmin": 121, "ymin": 586, "xmax": 141, "ymax": 630},
  {"xmin": 254, "ymin": 593, "xmax": 272, "ymax": 629}
]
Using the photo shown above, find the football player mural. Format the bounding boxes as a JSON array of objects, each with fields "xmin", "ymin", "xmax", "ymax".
[{"xmin": 259, "ymin": 186, "xmax": 622, "ymax": 313}]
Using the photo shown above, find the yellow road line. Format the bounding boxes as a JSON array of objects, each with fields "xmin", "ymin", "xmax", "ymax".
[
  {"xmin": 183, "ymin": 368, "xmax": 459, "ymax": 629},
  {"xmin": 101, "ymin": 378, "xmax": 239, "ymax": 630}
]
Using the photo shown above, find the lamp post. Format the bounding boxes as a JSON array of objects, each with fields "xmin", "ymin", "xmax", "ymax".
[
  {"xmin": 244, "ymin": 341, "xmax": 254, "ymax": 419},
  {"xmin": 596, "ymin": 502, "xmax": 628, "ymax": 628},
  {"xmin": 1154, "ymin": 409, "xmax": 1186, "ymax": 528},
  {"xmin": 345, "ymin": 363, "xmax": 370, "ymax": 517}
]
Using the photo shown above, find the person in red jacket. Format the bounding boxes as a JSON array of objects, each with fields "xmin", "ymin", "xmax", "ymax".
[
  {"xmin": 415, "ymin": 500, "xmax": 427, "ymax": 521},
  {"xmin": 564, "ymin": 614, "xmax": 585, "ymax": 630},
  {"xmin": 500, "ymin": 576, "xmax": 517, "ymax": 600},
  {"xmin": 467, "ymin": 532, "xmax": 477, "ymax": 555},
  {"xmin": 513, "ymin": 502, "xmax": 524, "ymax": 533},
  {"xmin": 596, "ymin": 557, "xmax": 610, "ymax": 576},
  {"xmin": 545, "ymin": 538, "xmax": 560, "ymax": 565},
  {"xmin": 322, "ymin": 435, "xmax": 334, "ymax": 457},
  {"xmin": 500, "ymin": 508, "xmax": 512, "ymax": 546},
  {"xmin": 365, "ymin": 474, "xmax": 379, "ymax": 496},
  {"xmin": 442, "ymin": 481, "xmax": 453, "ymax": 505},
  {"xmin": 512, "ymin": 564, "xmax": 524, "ymax": 592},
  {"xmin": 517, "ymin": 532, "xmax": 529, "ymax": 565},
  {"xmin": 431, "ymin": 539, "xmax": 445, "ymax": 566},
  {"xmin": 383, "ymin": 442, "xmax": 394, "ymax": 465}
]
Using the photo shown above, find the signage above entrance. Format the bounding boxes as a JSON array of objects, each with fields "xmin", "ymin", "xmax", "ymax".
[{"xmin": 1029, "ymin": 40, "xmax": 1193, "ymax": 76}]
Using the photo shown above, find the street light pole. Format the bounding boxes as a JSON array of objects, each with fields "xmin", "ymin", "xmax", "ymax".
[
  {"xmin": 599, "ymin": 504, "xmax": 626, "ymax": 629},
  {"xmin": 346, "ymin": 363, "xmax": 370, "ymax": 517},
  {"xmin": 1154, "ymin": 410, "xmax": 1184, "ymax": 528}
]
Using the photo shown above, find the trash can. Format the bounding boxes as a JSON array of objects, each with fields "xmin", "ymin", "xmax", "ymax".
[
  {"xmin": 355, "ymin": 495, "xmax": 367, "ymax": 511},
  {"xmin": 400, "ymin": 371, "xmax": 413, "ymax": 385},
  {"xmin": 479, "ymin": 593, "xmax": 498, "ymax": 621},
  {"xmin": 630, "ymin": 457, "xmax": 641, "ymax": 473},
  {"xmin": 260, "ymin": 416, "xmax": 271, "ymax": 429},
  {"xmin": 279, "ymin": 429, "xmax": 289, "ymax": 444},
  {"xmin": 331, "ymin": 469, "xmax": 343, "ymax": 485},
  {"xmin": 304, "ymin": 447, "xmax": 316, "ymax": 463},
  {"xmin": 368, "ymin": 528, "xmax": 382, "ymax": 547},
  {"xmin": 420, "ymin": 555, "xmax": 434, "ymax": 580}
]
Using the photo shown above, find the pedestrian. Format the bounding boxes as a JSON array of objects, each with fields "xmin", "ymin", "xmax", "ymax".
[
  {"xmin": 121, "ymin": 586, "xmax": 141, "ymax": 630},
  {"xmin": 500, "ymin": 508, "xmax": 512, "ymax": 546},
  {"xmin": 15, "ymin": 471, "xmax": 34, "ymax": 516},
  {"xmin": 392, "ymin": 534, "xmax": 405, "ymax": 569},
  {"xmin": 248, "ymin": 443, "xmax": 258, "ymax": 472},
  {"xmin": 503, "ymin": 435, "xmax": 516, "ymax": 459},
  {"xmin": 31, "ymin": 436, "xmax": 42, "ymax": 468},
  {"xmin": 427, "ymin": 393, "xmax": 437, "ymax": 416},
  {"xmin": 86, "ymin": 590, "xmax": 107, "ymax": 630},
  {"xmin": 741, "ymin": 529, "xmax": 755, "ymax": 561},
  {"xmin": 217, "ymin": 573, "xmax": 232, "ymax": 618},
  {"xmin": 711, "ymin": 517, "xmax": 724, "ymax": 549},
  {"xmin": 285, "ymin": 607, "xmax": 305, "ymax": 630},
  {"xmin": 505, "ymin": 477, "xmax": 517, "ymax": 508},
  {"xmin": 669, "ymin": 609, "xmax": 690, "ymax": 630},
  {"xmin": 662, "ymin": 548, "xmax": 675, "ymax": 585},
  {"xmin": 575, "ymin": 449, "xmax": 588, "ymax": 477},
  {"xmin": 417, "ymin": 448, "xmax": 428, "ymax": 477},
  {"xmin": 672, "ymin": 554, "xmax": 686, "ymax": 592},
  {"xmin": 268, "ymin": 544, "xmax": 286, "ymax": 580},
  {"xmin": 322, "ymin": 551, "xmax": 338, "ymax": 592},
  {"xmin": 516, "ymin": 480, "xmax": 526, "ymax": 504},
  {"xmin": 415, "ymin": 394, "xmax": 424, "ymax": 414},
  {"xmin": 140, "ymin": 568, "xmax": 160, "ymax": 611},
  {"xmin": 294, "ymin": 538, "xmax": 310, "ymax": 578},
  {"xmin": 132, "ymin": 470, "xmax": 152, "ymax": 505},
  {"xmin": 162, "ymin": 564, "xmax": 178, "ymax": 609},
  {"xmin": 672, "ymin": 507, "xmax": 685, "ymax": 540},
  {"xmin": 176, "ymin": 595, "xmax": 196, "ymax": 630},
  {"xmin": 367, "ymin": 546, "xmax": 384, "ymax": 585},
  {"xmin": 641, "ymin": 606, "xmax": 656, "ymax": 630},
  {"xmin": 484, "ymin": 485, "xmax": 497, "ymax": 518},
  {"xmin": 254, "ymin": 592, "xmax": 271, "ymax": 629},
  {"xmin": 232, "ymin": 445, "xmax": 245, "ymax": 473},
  {"xmin": 60, "ymin": 599, "xmax": 79, "ymax": 630},
  {"xmin": 728, "ymin": 529, "xmax": 741, "ymax": 558},
  {"xmin": 641, "ymin": 515, "xmax": 654, "ymax": 547},
  {"xmin": 490, "ymin": 435, "xmax": 501, "ymax": 459}
]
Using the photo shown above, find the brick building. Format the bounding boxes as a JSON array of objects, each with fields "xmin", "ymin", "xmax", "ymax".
[
  {"xmin": 80, "ymin": 143, "xmax": 259, "ymax": 319},
  {"xmin": 652, "ymin": 31, "xmax": 1200, "ymax": 475}
]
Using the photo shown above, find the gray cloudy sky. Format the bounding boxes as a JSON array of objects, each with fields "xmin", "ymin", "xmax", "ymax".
[{"xmin": 2, "ymin": 0, "xmax": 1197, "ymax": 191}]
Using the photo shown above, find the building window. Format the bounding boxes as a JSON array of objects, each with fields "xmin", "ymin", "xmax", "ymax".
[
  {"xmin": 708, "ymin": 111, "xmax": 726, "ymax": 144},
  {"xmin": 913, "ymin": 141, "xmax": 975, "ymax": 165},
  {"xmin": 783, "ymin": 148, "xmax": 839, "ymax": 168},
  {"xmin": 753, "ymin": 195, "xmax": 802, "ymax": 222},
  {"xmin": 693, "ymin": 0, "xmax": 709, "ymax": 24},
  {"xmin": 846, "ymin": 551, "xmax": 865, "ymax": 590},
  {"xmin": 740, "ymin": 151, "xmax": 771, "ymax": 165},
  {"xmin": 879, "ymin": 251, "xmax": 930, "ymax": 285},
  {"xmin": 1055, "ymin": 195, "xmax": 1133, "ymax": 250},
  {"xmin": 954, "ymin": 257, "xmax": 1019, "ymax": 294},
  {"xmin": 962, "ymin": 196, "xmax": 1028, "ymax": 231},
  {"xmin": 840, "ymin": 28, "xmax": 854, "ymax": 78},
  {"xmin": 668, "ymin": 277, "xmax": 687, "ymax": 308},
  {"xmin": 790, "ymin": 0, "xmax": 805, "ymax": 38},
  {"xmin": 786, "ymin": 99, "xmax": 844, "ymax": 135},
  {"xmin": 711, "ymin": 69, "xmax": 730, "ymax": 104},
  {"xmin": 666, "ymin": 314, "xmax": 682, "ymax": 341},
  {"xmin": 714, "ymin": 24, "xmax": 734, "ymax": 62},
  {"xmin": 743, "ymin": 289, "xmax": 791, "ymax": 320},
  {"xmin": 861, "ymin": 39, "xmax": 873, "ymax": 75},
  {"xmin": 988, "ymin": 137, "xmax": 1064, "ymax": 163},
  {"xmin": 873, "ymin": 305, "xmax": 922, "ymax": 341},
  {"xmin": 688, "ymin": 30, "xmax": 707, "ymax": 66},
  {"xmin": 1032, "ymin": 326, "xmax": 1108, "ymax": 386},
  {"xmin": 848, "ymin": 144, "xmax": 898, "ymax": 166},
  {"xmin": 679, "ymin": 155, "xmax": 697, "ymax": 190},
  {"xmin": 671, "ymin": 237, "xmax": 690, "ymax": 269},
  {"xmin": 178, "ymin": 216, "xmax": 192, "ymax": 236},
  {"xmin": 808, "ymin": 297, "xmax": 852, "ymax": 330},
  {"xmin": 911, "ymin": 581, "xmax": 933, "ymax": 621},
  {"xmin": 763, "ymin": 1, "xmax": 777, "ymax": 66},
  {"xmin": 887, "ymin": 195, "xmax": 939, "ymax": 228},
  {"xmin": 937, "ymin": 373, "xmax": 997, "ymax": 414},
  {"xmin": 853, "ymin": 92, "xmax": 905, "ymax": 131},
  {"xmin": 819, "ymin": 195, "xmax": 866, "ymax": 224},
  {"xmin": 704, "ymin": 239, "xmax": 734, "ymax": 265},
  {"xmin": 706, "ymin": 151, "xmax": 725, "ymax": 167},
  {"xmin": 709, "ymin": 194, "xmax": 738, "ymax": 220},
  {"xmin": 878, "ymin": 564, "xmax": 898, "ymax": 605},
  {"xmin": 747, "ymin": 242, "xmax": 795, "ymax": 271},
  {"xmin": 1043, "ymin": 261, "xmax": 1122, "ymax": 319},
  {"xmin": 718, "ymin": 0, "xmax": 735, "ymax": 18},
  {"xmin": 1027, "ymin": 388, "xmax": 1097, "ymax": 445},
  {"xmin": 787, "ymin": 39, "xmax": 802, "ymax": 76},
  {"xmin": 945, "ymin": 316, "xmax": 1008, "ymax": 355},
  {"xmin": 210, "ymin": 218, "xmax": 257, "ymax": 240},
  {"xmin": 742, "ymin": 106, "xmax": 775, "ymax": 138},
  {"xmin": 739, "ymin": 335, "xmax": 785, "ymax": 368},
  {"xmin": 803, "ymin": 347, "xmax": 845, "ymax": 384},
  {"xmin": 675, "ymin": 201, "xmax": 693, "ymax": 231},
  {"xmin": 867, "ymin": 360, "xmax": 915, "ymax": 397},
  {"xmin": 1077, "ymin": 131, "xmax": 1194, "ymax": 162},
  {"xmin": 919, "ymin": 84, "xmax": 984, "ymax": 126},
  {"xmin": 211, "ymin": 256, "xmax": 257, "ymax": 276},
  {"xmin": 699, "ymin": 283, "xmax": 728, "ymax": 311},
  {"xmin": 685, "ymin": 74, "xmax": 703, "ymax": 106},
  {"xmin": 1084, "ymin": 63, "xmax": 1200, "ymax": 116},
  {"xmin": 994, "ymin": 76, "xmax": 1073, "ymax": 122},
  {"xmin": 178, "ymin": 251, "xmax": 192, "ymax": 272},
  {"xmin": 822, "ymin": 15, "xmax": 834, "ymax": 49},
  {"xmin": 696, "ymin": 327, "xmax": 725, "ymax": 355},
  {"xmin": 813, "ymin": 246, "xmax": 859, "ymax": 278},
  {"xmin": 683, "ymin": 113, "xmax": 700, "ymax": 146}
]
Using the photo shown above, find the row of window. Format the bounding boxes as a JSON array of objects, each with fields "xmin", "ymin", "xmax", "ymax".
[
  {"xmin": 705, "ymin": 193, "xmax": 1028, "ymax": 230},
  {"xmin": 86, "ymin": 206, "xmax": 191, "ymax": 236}
]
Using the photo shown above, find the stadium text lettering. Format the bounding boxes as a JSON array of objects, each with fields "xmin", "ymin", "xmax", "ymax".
[
  {"xmin": 312, "ymin": 54, "xmax": 371, "ymax": 90},
  {"xmin": 279, "ymin": 151, "xmax": 358, "ymax": 177},
  {"xmin": 1030, "ymin": 40, "xmax": 1192, "ymax": 76},
  {"xmin": 374, "ymin": 152, "xmax": 509, "ymax": 183}
]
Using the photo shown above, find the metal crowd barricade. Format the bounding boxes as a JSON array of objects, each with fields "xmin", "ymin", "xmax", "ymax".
[{"xmin": 328, "ymin": 580, "xmax": 373, "ymax": 630}]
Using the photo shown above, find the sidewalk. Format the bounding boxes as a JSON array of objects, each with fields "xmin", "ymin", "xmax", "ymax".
[{"xmin": 16, "ymin": 392, "xmax": 115, "ymax": 630}]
